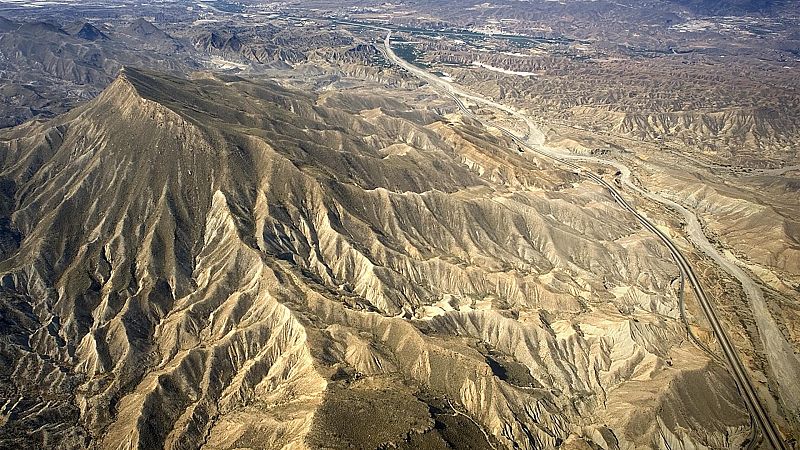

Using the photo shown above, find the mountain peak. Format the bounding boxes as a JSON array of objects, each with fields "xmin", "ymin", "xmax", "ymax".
[
  {"xmin": 88, "ymin": 67, "xmax": 183, "ymax": 119},
  {"xmin": 109, "ymin": 66, "xmax": 144, "ymax": 95},
  {"xmin": 127, "ymin": 18, "xmax": 161, "ymax": 36},
  {"xmin": 111, "ymin": 66, "xmax": 180, "ymax": 98},
  {"xmin": 112, "ymin": 67, "xmax": 199, "ymax": 103},
  {"xmin": 122, "ymin": 18, "xmax": 181, "ymax": 51},
  {"xmin": 76, "ymin": 22, "xmax": 107, "ymax": 41}
]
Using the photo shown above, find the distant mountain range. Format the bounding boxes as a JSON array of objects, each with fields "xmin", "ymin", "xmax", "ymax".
[{"xmin": 668, "ymin": 0, "xmax": 792, "ymax": 14}]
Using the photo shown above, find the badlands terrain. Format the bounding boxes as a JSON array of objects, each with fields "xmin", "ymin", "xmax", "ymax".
[{"xmin": 0, "ymin": 0, "xmax": 798, "ymax": 449}]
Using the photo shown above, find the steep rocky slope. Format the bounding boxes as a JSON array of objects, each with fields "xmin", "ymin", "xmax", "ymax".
[{"xmin": 0, "ymin": 68, "xmax": 750, "ymax": 449}]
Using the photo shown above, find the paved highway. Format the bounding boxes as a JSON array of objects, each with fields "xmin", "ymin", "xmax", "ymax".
[{"xmin": 383, "ymin": 32, "xmax": 787, "ymax": 450}]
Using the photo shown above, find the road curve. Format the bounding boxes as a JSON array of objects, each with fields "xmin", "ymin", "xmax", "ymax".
[{"xmin": 383, "ymin": 32, "xmax": 788, "ymax": 450}]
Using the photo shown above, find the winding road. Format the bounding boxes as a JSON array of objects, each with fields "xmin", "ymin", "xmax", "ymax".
[{"xmin": 383, "ymin": 32, "xmax": 790, "ymax": 450}]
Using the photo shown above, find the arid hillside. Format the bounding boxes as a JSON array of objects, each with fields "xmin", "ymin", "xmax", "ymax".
[{"xmin": 0, "ymin": 68, "xmax": 751, "ymax": 449}]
